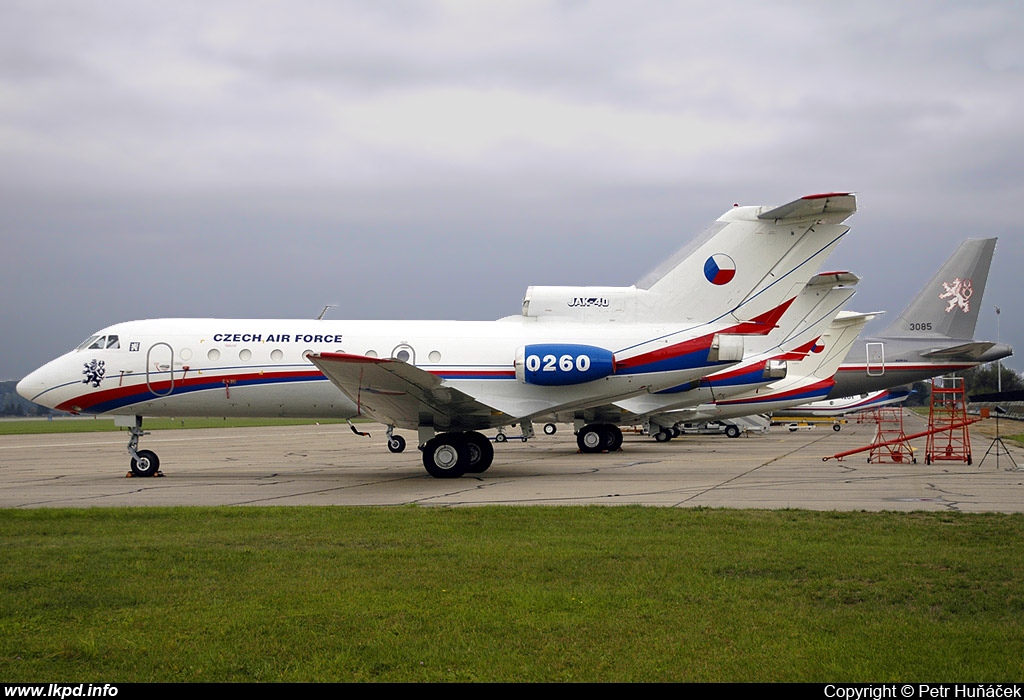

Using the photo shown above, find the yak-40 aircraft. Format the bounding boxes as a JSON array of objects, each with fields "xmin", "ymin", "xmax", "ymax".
[
  {"xmin": 539, "ymin": 269, "xmax": 870, "ymax": 440},
  {"xmin": 18, "ymin": 193, "xmax": 858, "ymax": 478},
  {"xmin": 619, "ymin": 294, "xmax": 875, "ymax": 440}
]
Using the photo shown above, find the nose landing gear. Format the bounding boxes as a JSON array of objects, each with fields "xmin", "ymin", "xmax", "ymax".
[{"xmin": 125, "ymin": 416, "xmax": 162, "ymax": 477}]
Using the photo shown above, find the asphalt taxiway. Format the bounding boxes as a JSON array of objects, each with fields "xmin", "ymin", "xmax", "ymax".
[{"xmin": 2, "ymin": 413, "xmax": 1023, "ymax": 511}]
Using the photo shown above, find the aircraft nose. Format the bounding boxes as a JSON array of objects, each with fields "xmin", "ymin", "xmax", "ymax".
[{"xmin": 16, "ymin": 367, "xmax": 51, "ymax": 406}]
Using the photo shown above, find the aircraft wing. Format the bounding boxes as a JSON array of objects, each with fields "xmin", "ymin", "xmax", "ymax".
[
  {"xmin": 920, "ymin": 341, "xmax": 997, "ymax": 360},
  {"xmin": 307, "ymin": 352, "xmax": 509, "ymax": 431}
]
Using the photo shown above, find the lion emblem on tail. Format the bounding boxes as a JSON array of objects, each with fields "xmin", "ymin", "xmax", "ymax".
[{"xmin": 939, "ymin": 277, "xmax": 973, "ymax": 314}]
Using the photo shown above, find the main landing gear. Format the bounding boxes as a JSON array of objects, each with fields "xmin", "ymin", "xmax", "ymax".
[
  {"xmin": 420, "ymin": 431, "xmax": 494, "ymax": 478},
  {"xmin": 125, "ymin": 416, "xmax": 162, "ymax": 477},
  {"xmin": 576, "ymin": 423, "xmax": 623, "ymax": 453},
  {"xmin": 653, "ymin": 426, "xmax": 681, "ymax": 442},
  {"xmin": 358, "ymin": 424, "xmax": 492, "ymax": 477}
]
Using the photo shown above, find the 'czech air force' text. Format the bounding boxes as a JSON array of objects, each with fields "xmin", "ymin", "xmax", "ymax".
[{"xmin": 211, "ymin": 333, "xmax": 344, "ymax": 344}]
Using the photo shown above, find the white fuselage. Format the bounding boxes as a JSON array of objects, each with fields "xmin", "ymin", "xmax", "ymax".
[{"xmin": 18, "ymin": 315, "xmax": 749, "ymax": 426}]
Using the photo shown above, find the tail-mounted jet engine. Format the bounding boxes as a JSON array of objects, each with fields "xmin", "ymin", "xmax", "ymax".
[{"xmin": 515, "ymin": 344, "xmax": 616, "ymax": 386}]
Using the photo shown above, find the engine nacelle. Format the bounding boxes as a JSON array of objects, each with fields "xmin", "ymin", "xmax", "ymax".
[
  {"xmin": 515, "ymin": 344, "xmax": 616, "ymax": 386},
  {"xmin": 763, "ymin": 359, "xmax": 787, "ymax": 380},
  {"xmin": 709, "ymin": 333, "xmax": 744, "ymax": 363}
]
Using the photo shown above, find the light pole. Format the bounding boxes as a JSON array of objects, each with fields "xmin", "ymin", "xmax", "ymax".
[{"xmin": 995, "ymin": 305, "xmax": 1002, "ymax": 393}]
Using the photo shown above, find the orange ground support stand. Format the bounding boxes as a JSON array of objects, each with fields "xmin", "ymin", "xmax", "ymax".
[
  {"xmin": 926, "ymin": 377, "xmax": 972, "ymax": 465},
  {"xmin": 856, "ymin": 410, "xmax": 873, "ymax": 424},
  {"xmin": 868, "ymin": 406, "xmax": 915, "ymax": 464}
]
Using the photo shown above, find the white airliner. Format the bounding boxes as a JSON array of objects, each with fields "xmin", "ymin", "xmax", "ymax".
[
  {"xmin": 644, "ymin": 309, "xmax": 875, "ymax": 436},
  {"xmin": 571, "ymin": 270, "xmax": 862, "ymax": 438},
  {"xmin": 18, "ymin": 193, "xmax": 857, "ymax": 478},
  {"xmin": 773, "ymin": 388, "xmax": 912, "ymax": 419}
]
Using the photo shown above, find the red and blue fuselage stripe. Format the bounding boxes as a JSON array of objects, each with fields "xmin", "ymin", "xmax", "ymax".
[
  {"xmin": 716, "ymin": 379, "xmax": 835, "ymax": 406},
  {"xmin": 56, "ymin": 369, "xmax": 326, "ymax": 413}
]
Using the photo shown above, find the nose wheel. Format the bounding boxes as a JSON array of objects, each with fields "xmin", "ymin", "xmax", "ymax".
[
  {"xmin": 386, "ymin": 427, "xmax": 407, "ymax": 453},
  {"xmin": 130, "ymin": 449, "xmax": 161, "ymax": 477},
  {"xmin": 126, "ymin": 416, "xmax": 162, "ymax": 477}
]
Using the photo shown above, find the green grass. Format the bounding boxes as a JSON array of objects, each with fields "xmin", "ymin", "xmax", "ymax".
[{"xmin": 1, "ymin": 507, "xmax": 1022, "ymax": 682}]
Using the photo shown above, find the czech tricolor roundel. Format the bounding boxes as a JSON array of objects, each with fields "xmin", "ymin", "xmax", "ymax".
[{"xmin": 703, "ymin": 254, "xmax": 736, "ymax": 285}]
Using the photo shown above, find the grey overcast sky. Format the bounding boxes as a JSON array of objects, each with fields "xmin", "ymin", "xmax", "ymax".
[{"xmin": 2, "ymin": 0, "xmax": 1022, "ymax": 380}]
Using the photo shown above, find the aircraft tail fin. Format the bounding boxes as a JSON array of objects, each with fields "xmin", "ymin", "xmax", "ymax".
[
  {"xmin": 767, "ymin": 273, "xmax": 860, "ymax": 356},
  {"xmin": 881, "ymin": 238, "xmax": 997, "ymax": 339},
  {"xmin": 636, "ymin": 193, "xmax": 855, "ymax": 324},
  {"xmin": 520, "ymin": 193, "xmax": 855, "ymax": 325},
  {"xmin": 809, "ymin": 311, "xmax": 875, "ymax": 379}
]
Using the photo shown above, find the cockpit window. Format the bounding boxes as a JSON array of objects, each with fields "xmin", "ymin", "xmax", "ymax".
[{"xmin": 77, "ymin": 335, "xmax": 119, "ymax": 351}]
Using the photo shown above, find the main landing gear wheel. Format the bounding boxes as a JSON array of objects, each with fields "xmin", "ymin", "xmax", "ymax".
[
  {"xmin": 577, "ymin": 424, "xmax": 623, "ymax": 453},
  {"xmin": 387, "ymin": 435, "xmax": 407, "ymax": 453},
  {"xmin": 422, "ymin": 435, "xmax": 469, "ymax": 478},
  {"xmin": 543, "ymin": 423, "xmax": 557, "ymax": 435},
  {"xmin": 462, "ymin": 431, "xmax": 494, "ymax": 474},
  {"xmin": 603, "ymin": 424, "xmax": 623, "ymax": 451},
  {"xmin": 130, "ymin": 449, "xmax": 160, "ymax": 478},
  {"xmin": 577, "ymin": 424, "xmax": 605, "ymax": 453},
  {"xmin": 654, "ymin": 429, "xmax": 672, "ymax": 443},
  {"xmin": 421, "ymin": 431, "xmax": 494, "ymax": 478}
]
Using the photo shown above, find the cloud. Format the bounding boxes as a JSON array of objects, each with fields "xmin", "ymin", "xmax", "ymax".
[{"xmin": 2, "ymin": 0, "xmax": 1023, "ymax": 379}]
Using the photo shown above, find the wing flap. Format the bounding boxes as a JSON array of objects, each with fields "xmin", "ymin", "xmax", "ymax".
[{"xmin": 307, "ymin": 352, "xmax": 507, "ymax": 431}]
